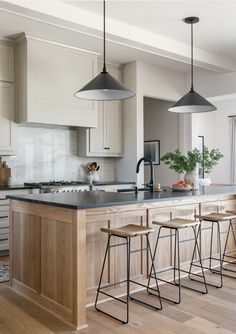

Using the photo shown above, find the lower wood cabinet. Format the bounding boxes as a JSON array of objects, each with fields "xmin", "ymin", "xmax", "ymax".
[
  {"xmin": 9, "ymin": 195, "xmax": 236, "ymax": 330},
  {"xmin": 0, "ymin": 189, "xmax": 32, "ymax": 253}
]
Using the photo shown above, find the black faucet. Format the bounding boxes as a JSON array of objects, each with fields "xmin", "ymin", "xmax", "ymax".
[{"xmin": 136, "ymin": 157, "xmax": 154, "ymax": 192}]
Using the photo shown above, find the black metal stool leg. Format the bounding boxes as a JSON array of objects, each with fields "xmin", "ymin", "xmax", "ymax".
[
  {"xmin": 95, "ymin": 235, "xmax": 131, "ymax": 324},
  {"xmin": 222, "ymin": 220, "xmax": 236, "ymax": 277},
  {"xmin": 217, "ymin": 221, "xmax": 223, "ymax": 288},
  {"xmin": 146, "ymin": 235, "xmax": 162, "ymax": 310},
  {"xmin": 125, "ymin": 237, "xmax": 130, "ymax": 324},
  {"xmin": 95, "ymin": 234, "xmax": 112, "ymax": 310},
  {"xmin": 147, "ymin": 226, "xmax": 162, "ymax": 290},
  {"xmin": 206, "ymin": 221, "xmax": 223, "ymax": 288},
  {"xmin": 188, "ymin": 223, "xmax": 201, "ymax": 279},
  {"xmin": 131, "ymin": 235, "xmax": 162, "ymax": 310},
  {"xmin": 190, "ymin": 220, "xmax": 224, "ymax": 288},
  {"xmin": 188, "ymin": 226, "xmax": 208, "ymax": 294},
  {"xmin": 176, "ymin": 229, "xmax": 181, "ymax": 303},
  {"xmin": 209, "ymin": 222, "xmax": 214, "ymax": 271},
  {"xmin": 173, "ymin": 229, "xmax": 177, "ymax": 285}
]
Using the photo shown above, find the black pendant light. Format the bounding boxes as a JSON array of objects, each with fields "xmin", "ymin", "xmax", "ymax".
[
  {"xmin": 74, "ymin": 0, "xmax": 135, "ymax": 101},
  {"xmin": 168, "ymin": 17, "xmax": 217, "ymax": 113}
]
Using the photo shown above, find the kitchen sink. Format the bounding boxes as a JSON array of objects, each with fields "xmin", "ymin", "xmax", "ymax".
[{"xmin": 117, "ymin": 187, "xmax": 150, "ymax": 193}]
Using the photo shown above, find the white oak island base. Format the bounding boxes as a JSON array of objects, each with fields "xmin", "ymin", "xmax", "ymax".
[{"xmin": 9, "ymin": 194, "xmax": 236, "ymax": 330}]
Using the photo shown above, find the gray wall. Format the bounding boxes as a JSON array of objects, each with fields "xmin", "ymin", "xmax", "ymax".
[{"xmin": 144, "ymin": 97, "xmax": 180, "ymax": 186}]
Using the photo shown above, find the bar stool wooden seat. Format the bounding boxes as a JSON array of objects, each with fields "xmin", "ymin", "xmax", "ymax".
[
  {"xmin": 193, "ymin": 212, "xmax": 236, "ymax": 287},
  {"xmin": 148, "ymin": 218, "xmax": 208, "ymax": 304},
  {"xmin": 95, "ymin": 224, "xmax": 162, "ymax": 324}
]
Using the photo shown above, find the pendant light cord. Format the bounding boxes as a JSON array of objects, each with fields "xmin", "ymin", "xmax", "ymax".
[
  {"xmin": 191, "ymin": 22, "xmax": 194, "ymax": 91},
  {"xmin": 103, "ymin": 0, "xmax": 107, "ymax": 73}
]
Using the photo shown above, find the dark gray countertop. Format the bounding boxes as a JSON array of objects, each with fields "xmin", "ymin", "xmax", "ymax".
[
  {"xmin": 7, "ymin": 185, "xmax": 236, "ymax": 210},
  {"xmin": 0, "ymin": 185, "xmax": 34, "ymax": 191}
]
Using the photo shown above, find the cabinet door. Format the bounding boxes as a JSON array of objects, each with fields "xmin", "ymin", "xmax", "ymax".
[
  {"xmin": 105, "ymin": 101, "xmax": 123, "ymax": 156},
  {"xmin": 0, "ymin": 82, "xmax": 16, "ymax": 155},
  {"xmin": 89, "ymin": 102, "xmax": 106, "ymax": 154},
  {"xmin": 0, "ymin": 43, "xmax": 14, "ymax": 82},
  {"xmin": 17, "ymin": 37, "xmax": 98, "ymax": 127}
]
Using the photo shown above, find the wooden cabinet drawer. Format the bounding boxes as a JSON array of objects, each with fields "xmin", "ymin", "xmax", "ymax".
[
  {"xmin": 0, "ymin": 238, "xmax": 9, "ymax": 251},
  {"xmin": 0, "ymin": 218, "xmax": 9, "ymax": 227},
  {"xmin": 0, "ymin": 205, "xmax": 9, "ymax": 212},
  {"xmin": 0, "ymin": 232, "xmax": 9, "ymax": 241},
  {"xmin": 0, "ymin": 198, "xmax": 9, "ymax": 205}
]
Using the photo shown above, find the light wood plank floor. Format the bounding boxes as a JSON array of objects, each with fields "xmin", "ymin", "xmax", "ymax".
[{"xmin": 0, "ymin": 274, "xmax": 235, "ymax": 334}]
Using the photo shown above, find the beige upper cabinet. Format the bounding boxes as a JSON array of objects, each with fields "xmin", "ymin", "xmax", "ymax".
[
  {"xmin": 0, "ymin": 43, "xmax": 14, "ymax": 82},
  {"xmin": 78, "ymin": 64, "xmax": 123, "ymax": 157},
  {"xmin": 0, "ymin": 82, "xmax": 16, "ymax": 155},
  {"xmin": 15, "ymin": 34, "xmax": 98, "ymax": 127},
  {"xmin": 0, "ymin": 42, "xmax": 16, "ymax": 155}
]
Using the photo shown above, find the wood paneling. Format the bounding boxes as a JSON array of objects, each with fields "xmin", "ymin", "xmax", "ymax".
[
  {"xmin": 11, "ymin": 211, "xmax": 40, "ymax": 293},
  {"xmin": 10, "ymin": 201, "xmax": 87, "ymax": 330},
  {"xmin": 41, "ymin": 218, "xmax": 73, "ymax": 310}
]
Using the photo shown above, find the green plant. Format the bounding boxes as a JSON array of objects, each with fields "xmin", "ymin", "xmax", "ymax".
[
  {"xmin": 161, "ymin": 147, "xmax": 223, "ymax": 174},
  {"xmin": 202, "ymin": 146, "xmax": 224, "ymax": 174}
]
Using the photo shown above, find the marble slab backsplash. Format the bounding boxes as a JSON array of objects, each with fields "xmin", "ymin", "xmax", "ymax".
[{"xmin": 3, "ymin": 126, "xmax": 117, "ymax": 185}]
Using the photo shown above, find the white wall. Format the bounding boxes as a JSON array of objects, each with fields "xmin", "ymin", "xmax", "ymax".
[
  {"xmin": 192, "ymin": 98, "xmax": 236, "ymax": 184},
  {"xmin": 144, "ymin": 98, "xmax": 180, "ymax": 186},
  {"xmin": 3, "ymin": 126, "xmax": 116, "ymax": 184},
  {"xmin": 117, "ymin": 61, "xmax": 187, "ymax": 186},
  {"xmin": 195, "ymin": 69, "xmax": 236, "ymax": 98}
]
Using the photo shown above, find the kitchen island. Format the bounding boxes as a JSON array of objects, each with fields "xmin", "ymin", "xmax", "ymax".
[{"xmin": 8, "ymin": 185, "xmax": 236, "ymax": 330}]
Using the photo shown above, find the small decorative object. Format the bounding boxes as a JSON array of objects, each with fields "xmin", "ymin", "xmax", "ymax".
[
  {"xmin": 155, "ymin": 183, "xmax": 163, "ymax": 192},
  {"xmin": 144, "ymin": 140, "xmax": 160, "ymax": 165},
  {"xmin": 0, "ymin": 158, "xmax": 11, "ymax": 186},
  {"xmin": 87, "ymin": 162, "xmax": 100, "ymax": 183},
  {"xmin": 184, "ymin": 169, "xmax": 199, "ymax": 190},
  {"xmin": 161, "ymin": 147, "xmax": 223, "ymax": 190}
]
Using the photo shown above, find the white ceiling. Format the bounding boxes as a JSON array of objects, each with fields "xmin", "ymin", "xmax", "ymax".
[
  {"xmin": 0, "ymin": 0, "xmax": 236, "ymax": 74},
  {"xmin": 65, "ymin": 0, "xmax": 236, "ymax": 60}
]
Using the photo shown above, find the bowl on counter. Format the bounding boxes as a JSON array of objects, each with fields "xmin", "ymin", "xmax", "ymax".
[
  {"xmin": 171, "ymin": 181, "xmax": 192, "ymax": 192},
  {"xmin": 171, "ymin": 185, "xmax": 192, "ymax": 192}
]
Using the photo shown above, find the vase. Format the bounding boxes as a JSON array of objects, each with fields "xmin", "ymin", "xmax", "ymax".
[
  {"xmin": 87, "ymin": 172, "xmax": 94, "ymax": 184},
  {"xmin": 184, "ymin": 168, "xmax": 199, "ymax": 190},
  {"xmin": 92, "ymin": 171, "xmax": 100, "ymax": 182}
]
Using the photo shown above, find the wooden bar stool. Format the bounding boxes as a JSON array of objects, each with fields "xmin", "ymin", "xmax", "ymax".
[
  {"xmin": 193, "ymin": 212, "xmax": 236, "ymax": 287},
  {"xmin": 95, "ymin": 224, "xmax": 162, "ymax": 324},
  {"xmin": 148, "ymin": 218, "xmax": 208, "ymax": 304}
]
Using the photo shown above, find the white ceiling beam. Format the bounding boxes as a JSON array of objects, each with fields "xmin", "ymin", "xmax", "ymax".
[{"xmin": 1, "ymin": 0, "xmax": 236, "ymax": 73}]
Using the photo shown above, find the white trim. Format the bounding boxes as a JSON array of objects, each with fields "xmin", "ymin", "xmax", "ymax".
[{"xmin": 15, "ymin": 32, "xmax": 100, "ymax": 56}]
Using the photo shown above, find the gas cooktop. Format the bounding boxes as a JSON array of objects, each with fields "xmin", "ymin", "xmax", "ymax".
[{"xmin": 24, "ymin": 181, "xmax": 87, "ymax": 187}]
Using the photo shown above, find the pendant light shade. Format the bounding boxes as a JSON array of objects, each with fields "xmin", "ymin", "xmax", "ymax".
[
  {"xmin": 75, "ymin": 0, "xmax": 135, "ymax": 101},
  {"xmin": 168, "ymin": 90, "xmax": 217, "ymax": 113},
  {"xmin": 168, "ymin": 17, "xmax": 216, "ymax": 113},
  {"xmin": 75, "ymin": 71, "xmax": 135, "ymax": 101}
]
